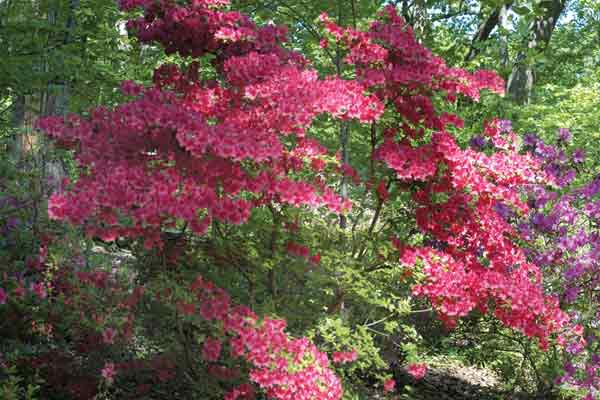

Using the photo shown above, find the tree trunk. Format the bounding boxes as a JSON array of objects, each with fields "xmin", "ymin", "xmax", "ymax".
[
  {"xmin": 465, "ymin": 2, "xmax": 513, "ymax": 63},
  {"xmin": 41, "ymin": 0, "xmax": 80, "ymax": 189},
  {"xmin": 506, "ymin": 0, "xmax": 566, "ymax": 104},
  {"xmin": 10, "ymin": 95, "xmax": 26, "ymax": 161},
  {"xmin": 498, "ymin": 4, "xmax": 511, "ymax": 68}
]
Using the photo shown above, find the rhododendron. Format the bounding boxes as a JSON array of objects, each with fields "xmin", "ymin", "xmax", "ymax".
[
  {"xmin": 224, "ymin": 383, "xmax": 255, "ymax": 400},
  {"xmin": 383, "ymin": 378, "xmax": 396, "ymax": 392},
  {"xmin": 376, "ymin": 180, "xmax": 389, "ymax": 202},
  {"xmin": 30, "ymin": 282, "xmax": 47, "ymax": 299},
  {"xmin": 102, "ymin": 327, "xmax": 116, "ymax": 344},
  {"xmin": 189, "ymin": 275, "xmax": 343, "ymax": 400},
  {"xmin": 407, "ymin": 363, "xmax": 427, "ymax": 380},
  {"xmin": 33, "ymin": 0, "xmax": 583, "ymax": 398},
  {"xmin": 101, "ymin": 362, "xmax": 117, "ymax": 384},
  {"xmin": 317, "ymin": 12, "xmax": 567, "ymax": 342},
  {"xmin": 286, "ymin": 241, "xmax": 310, "ymax": 259},
  {"xmin": 331, "ymin": 349, "xmax": 358, "ymax": 364},
  {"xmin": 515, "ymin": 132, "xmax": 600, "ymax": 398},
  {"xmin": 309, "ymin": 253, "xmax": 321, "ymax": 265},
  {"xmin": 202, "ymin": 337, "xmax": 222, "ymax": 362}
]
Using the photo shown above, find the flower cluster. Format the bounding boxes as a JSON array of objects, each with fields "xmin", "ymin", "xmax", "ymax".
[
  {"xmin": 331, "ymin": 350, "xmax": 358, "ymax": 364},
  {"xmin": 318, "ymin": 13, "xmax": 567, "ymax": 343},
  {"xmin": 404, "ymin": 123, "xmax": 569, "ymax": 343},
  {"xmin": 37, "ymin": 0, "xmax": 382, "ymax": 248},
  {"xmin": 189, "ymin": 275, "xmax": 343, "ymax": 400},
  {"xmin": 383, "ymin": 378, "xmax": 395, "ymax": 392},
  {"xmin": 407, "ymin": 363, "xmax": 427, "ymax": 380},
  {"xmin": 516, "ymin": 130, "xmax": 599, "ymax": 398},
  {"xmin": 101, "ymin": 362, "xmax": 117, "ymax": 385},
  {"xmin": 31, "ymin": 0, "xmax": 588, "ymax": 398}
]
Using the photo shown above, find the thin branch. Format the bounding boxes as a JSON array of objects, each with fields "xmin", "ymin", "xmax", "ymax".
[{"xmin": 363, "ymin": 314, "xmax": 393, "ymax": 327}]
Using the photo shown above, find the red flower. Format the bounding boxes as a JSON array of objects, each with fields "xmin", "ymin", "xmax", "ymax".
[
  {"xmin": 376, "ymin": 180, "xmax": 389, "ymax": 202},
  {"xmin": 202, "ymin": 337, "xmax": 222, "ymax": 362},
  {"xmin": 407, "ymin": 363, "xmax": 427, "ymax": 379},
  {"xmin": 383, "ymin": 378, "xmax": 396, "ymax": 392},
  {"xmin": 332, "ymin": 349, "xmax": 358, "ymax": 364}
]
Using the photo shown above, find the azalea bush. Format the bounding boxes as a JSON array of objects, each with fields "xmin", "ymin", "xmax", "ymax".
[{"xmin": 1, "ymin": 0, "xmax": 598, "ymax": 399}]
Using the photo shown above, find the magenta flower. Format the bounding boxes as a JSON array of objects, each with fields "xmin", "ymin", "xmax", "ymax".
[
  {"xmin": 202, "ymin": 337, "xmax": 222, "ymax": 362},
  {"xmin": 101, "ymin": 362, "xmax": 117, "ymax": 384},
  {"xmin": 332, "ymin": 349, "xmax": 358, "ymax": 364},
  {"xmin": 102, "ymin": 327, "xmax": 116, "ymax": 344},
  {"xmin": 383, "ymin": 378, "xmax": 396, "ymax": 392},
  {"xmin": 407, "ymin": 363, "xmax": 427, "ymax": 380},
  {"xmin": 30, "ymin": 282, "xmax": 47, "ymax": 299},
  {"xmin": 557, "ymin": 128, "xmax": 572, "ymax": 142}
]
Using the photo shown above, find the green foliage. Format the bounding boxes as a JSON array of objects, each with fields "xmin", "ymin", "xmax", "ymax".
[
  {"xmin": 1, "ymin": 0, "xmax": 600, "ymax": 399},
  {"xmin": 0, "ymin": 364, "xmax": 41, "ymax": 400}
]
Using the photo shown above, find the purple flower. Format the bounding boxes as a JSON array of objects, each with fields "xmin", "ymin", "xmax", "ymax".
[
  {"xmin": 535, "ymin": 142, "xmax": 558, "ymax": 161},
  {"xmin": 564, "ymin": 361, "xmax": 576, "ymax": 377},
  {"xmin": 564, "ymin": 287, "xmax": 580, "ymax": 303},
  {"xmin": 469, "ymin": 135, "xmax": 486, "ymax": 150},
  {"xmin": 572, "ymin": 148, "xmax": 585, "ymax": 164},
  {"xmin": 557, "ymin": 128, "xmax": 572, "ymax": 142},
  {"xmin": 584, "ymin": 201, "xmax": 600, "ymax": 220},
  {"xmin": 534, "ymin": 251, "xmax": 554, "ymax": 266},
  {"xmin": 564, "ymin": 264, "xmax": 585, "ymax": 281},
  {"xmin": 557, "ymin": 169, "xmax": 576, "ymax": 187},
  {"xmin": 0, "ymin": 288, "xmax": 7, "ymax": 304},
  {"xmin": 566, "ymin": 341, "xmax": 584, "ymax": 355},
  {"xmin": 527, "ymin": 187, "xmax": 557, "ymax": 209},
  {"xmin": 557, "ymin": 150, "xmax": 568, "ymax": 164},
  {"xmin": 497, "ymin": 119, "xmax": 512, "ymax": 133},
  {"xmin": 531, "ymin": 212, "xmax": 551, "ymax": 231},
  {"xmin": 544, "ymin": 163, "xmax": 561, "ymax": 179},
  {"xmin": 518, "ymin": 223, "xmax": 533, "ymax": 240},
  {"xmin": 493, "ymin": 201, "xmax": 513, "ymax": 220},
  {"xmin": 0, "ymin": 196, "xmax": 19, "ymax": 209},
  {"xmin": 523, "ymin": 133, "xmax": 539, "ymax": 148},
  {"xmin": 582, "ymin": 176, "xmax": 600, "ymax": 198}
]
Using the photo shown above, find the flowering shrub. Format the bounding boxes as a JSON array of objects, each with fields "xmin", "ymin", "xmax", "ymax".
[
  {"xmin": 406, "ymin": 363, "xmax": 428, "ymax": 380},
  {"xmin": 321, "ymin": 8, "xmax": 569, "ymax": 344},
  {"xmin": 383, "ymin": 378, "xmax": 396, "ymax": 392},
  {"xmin": 514, "ymin": 130, "xmax": 599, "ymax": 399},
  {"xmin": 16, "ymin": 0, "xmax": 589, "ymax": 399}
]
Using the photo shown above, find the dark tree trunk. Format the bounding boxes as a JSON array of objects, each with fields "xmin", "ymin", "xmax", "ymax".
[
  {"xmin": 465, "ymin": 2, "xmax": 513, "ymax": 62},
  {"xmin": 506, "ymin": 0, "xmax": 566, "ymax": 104},
  {"xmin": 10, "ymin": 95, "xmax": 26, "ymax": 161},
  {"xmin": 41, "ymin": 0, "xmax": 80, "ymax": 189}
]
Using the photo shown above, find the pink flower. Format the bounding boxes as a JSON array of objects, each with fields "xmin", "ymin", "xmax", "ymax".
[
  {"xmin": 376, "ymin": 180, "xmax": 389, "ymax": 202},
  {"xmin": 102, "ymin": 327, "xmax": 116, "ymax": 344},
  {"xmin": 383, "ymin": 378, "xmax": 396, "ymax": 392},
  {"xmin": 0, "ymin": 288, "xmax": 8, "ymax": 304},
  {"xmin": 0, "ymin": 288, "xmax": 7, "ymax": 304},
  {"xmin": 332, "ymin": 349, "xmax": 358, "ymax": 364},
  {"xmin": 407, "ymin": 362, "xmax": 427, "ymax": 380},
  {"xmin": 30, "ymin": 282, "xmax": 47, "ymax": 299},
  {"xmin": 101, "ymin": 362, "xmax": 117, "ymax": 384},
  {"xmin": 13, "ymin": 285, "xmax": 25, "ymax": 300},
  {"xmin": 202, "ymin": 337, "xmax": 222, "ymax": 362},
  {"xmin": 224, "ymin": 383, "xmax": 255, "ymax": 400}
]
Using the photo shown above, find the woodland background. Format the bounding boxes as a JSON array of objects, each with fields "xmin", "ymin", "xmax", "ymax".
[{"xmin": 1, "ymin": 0, "xmax": 600, "ymax": 399}]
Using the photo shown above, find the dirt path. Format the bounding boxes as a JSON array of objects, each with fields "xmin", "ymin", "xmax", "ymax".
[{"xmin": 393, "ymin": 363, "xmax": 506, "ymax": 400}]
